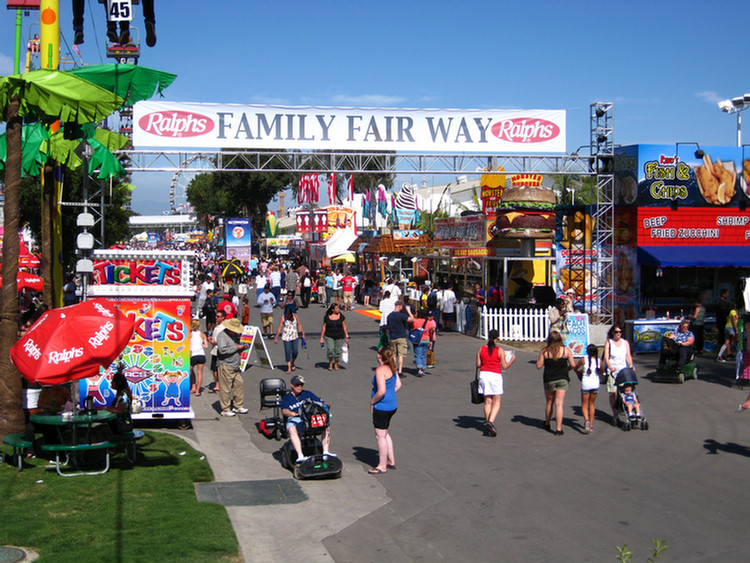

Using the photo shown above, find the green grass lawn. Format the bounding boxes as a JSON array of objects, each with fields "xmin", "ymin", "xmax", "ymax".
[{"xmin": 1, "ymin": 431, "xmax": 241, "ymax": 563}]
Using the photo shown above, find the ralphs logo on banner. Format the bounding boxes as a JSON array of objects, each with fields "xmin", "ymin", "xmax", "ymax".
[
  {"xmin": 491, "ymin": 118, "xmax": 560, "ymax": 144},
  {"xmin": 134, "ymin": 101, "xmax": 566, "ymax": 153},
  {"xmin": 138, "ymin": 110, "xmax": 214, "ymax": 138}
]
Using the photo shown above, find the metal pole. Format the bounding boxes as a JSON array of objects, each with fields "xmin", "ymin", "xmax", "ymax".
[
  {"xmin": 737, "ymin": 112, "xmax": 742, "ymax": 148},
  {"xmin": 13, "ymin": 9, "xmax": 22, "ymax": 74}
]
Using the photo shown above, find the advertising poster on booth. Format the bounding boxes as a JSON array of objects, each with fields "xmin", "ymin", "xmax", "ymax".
[
  {"xmin": 79, "ymin": 299, "xmax": 191, "ymax": 414},
  {"xmin": 225, "ymin": 217, "xmax": 253, "ymax": 263}
]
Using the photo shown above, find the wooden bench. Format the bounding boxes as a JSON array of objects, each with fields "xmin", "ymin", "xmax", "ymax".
[
  {"xmin": 2, "ymin": 433, "xmax": 33, "ymax": 472},
  {"xmin": 40, "ymin": 441, "xmax": 118, "ymax": 477}
]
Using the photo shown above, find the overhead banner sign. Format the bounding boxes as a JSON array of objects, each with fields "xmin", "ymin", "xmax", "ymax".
[{"xmin": 133, "ymin": 102, "xmax": 566, "ymax": 153}]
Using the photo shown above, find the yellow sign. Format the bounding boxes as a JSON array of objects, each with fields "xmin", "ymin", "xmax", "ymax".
[{"xmin": 451, "ymin": 247, "xmax": 489, "ymax": 258}]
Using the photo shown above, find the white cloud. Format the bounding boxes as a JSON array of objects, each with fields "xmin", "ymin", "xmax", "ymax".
[
  {"xmin": 0, "ymin": 53, "xmax": 14, "ymax": 75},
  {"xmin": 330, "ymin": 94, "xmax": 407, "ymax": 107},
  {"xmin": 696, "ymin": 90, "xmax": 722, "ymax": 104}
]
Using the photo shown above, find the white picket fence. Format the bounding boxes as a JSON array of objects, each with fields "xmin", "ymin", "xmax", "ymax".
[{"xmin": 479, "ymin": 305, "xmax": 552, "ymax": 342}]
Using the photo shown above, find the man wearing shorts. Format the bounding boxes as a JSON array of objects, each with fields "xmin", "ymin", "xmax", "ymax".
[
  {"xmin": 258, "ymin": 285, "xmax": 277, "ymax": 337},
  {"xmin": 281, "ymin": 374, "xmax": 334, "ymax": 463},
  {"xmin": 386, "ymin": 301, "xmax": 414, "ymax": 376},
  {"xmin": 341, "ymin": 271, "xmax": 356, "ymax": 311},
  {"xmin": 332, "ymin": 269, "xmax": 343, "ymax": 306}
]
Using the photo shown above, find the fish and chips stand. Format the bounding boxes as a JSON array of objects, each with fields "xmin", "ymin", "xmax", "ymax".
[
  {"xmin": 82, "ymin": 249, "xmax": 195, "ymax": 420},
  {"xmin": 613, "ymin": 144, "xmax": 750, "ymax": 350}
]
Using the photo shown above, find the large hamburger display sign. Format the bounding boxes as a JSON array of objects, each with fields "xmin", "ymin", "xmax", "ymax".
[
  {"xmin": 134, "ymin": 102, "xmax": 566, "ymax": 153},
  {"xmin": 494, "ymin": 174, "xmax": 557, "ymax": 239}
]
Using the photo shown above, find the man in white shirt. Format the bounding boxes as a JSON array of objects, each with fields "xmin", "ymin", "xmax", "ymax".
[
  {"xmin": 268, "ymin": 266, "xmax": 282, "ymax": 305},
  {"xmin": 257, "ymin": 285, "xmax": 277, "ymax": 337},
  {"xmin": 255, "ymin": 272, "xmax": 268, "ymax": 306},
  {"xmin": 379, "ymin": 290, "xmax": 396, "ymax": 335},
  {"xmin": 391, "ymin": 280, "xmax": 402, "ymax": 301},
  {"xmin": 441, "ymin": 286, "xmax": 457, "ymax": 332},
  {"xmin": 332, "ymin": 269, "xmax": 343, "ymax": 306}
]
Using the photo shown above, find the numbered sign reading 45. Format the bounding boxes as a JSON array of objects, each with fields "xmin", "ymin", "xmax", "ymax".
[{"xmin": 107, "ymin": 0, "xmax": 134, "ymax": 22}]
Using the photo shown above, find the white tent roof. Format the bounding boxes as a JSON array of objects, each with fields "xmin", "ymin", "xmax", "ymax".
[{"xmin": 325, "ymin": 228, "xmax": 358, "ymax": 258}]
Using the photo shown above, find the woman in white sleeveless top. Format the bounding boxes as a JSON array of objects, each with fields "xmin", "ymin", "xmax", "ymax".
[{"xmin": 603, "ymin": 324, "xmax": 633, "ymax": 426}]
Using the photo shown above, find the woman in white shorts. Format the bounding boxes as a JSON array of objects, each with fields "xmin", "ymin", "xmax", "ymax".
[{"xmin": 475, "ymin": 329, "xmax": 516, "ymax": 437}]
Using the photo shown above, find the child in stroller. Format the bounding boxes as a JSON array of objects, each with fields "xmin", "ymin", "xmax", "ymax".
[
  {"xmin": 615, "ymin": 367, "xmax": 649, "ymax": 431},
  {"xmin": 621, "ymin": 384, "xmax": 641, "ymax": 418}
]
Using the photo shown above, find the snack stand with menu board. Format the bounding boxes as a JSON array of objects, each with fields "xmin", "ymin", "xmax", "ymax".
[
  {"xmin": 81, "ymin": 249, "xmax": 195, "ymax": 420},
  {"xmin": 612, "ymin": 145, "xmax": 750, "ymax": 349}
]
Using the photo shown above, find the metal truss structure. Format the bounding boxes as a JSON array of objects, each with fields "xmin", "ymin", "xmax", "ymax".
[
  {"xmin": 121, "ymin": 150, "xmax": 596, "ymax": 177},
  {"xmin": 115, "ymin": 102, "xmax": 617, "ymax": 324},
  {"xmin": 590, "ymin": 102, "xmax": 616, "ymax": 326}
]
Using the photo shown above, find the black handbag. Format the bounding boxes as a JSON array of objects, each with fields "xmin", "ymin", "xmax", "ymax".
[{"xmin": 470, "ymin": 368, "xmax": 484, "ymax": 404}]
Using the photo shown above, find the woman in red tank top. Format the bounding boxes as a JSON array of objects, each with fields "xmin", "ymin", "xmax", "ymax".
[{"xmin": 475, "ymin": 329, "xmax": 516, "ymax": 437}]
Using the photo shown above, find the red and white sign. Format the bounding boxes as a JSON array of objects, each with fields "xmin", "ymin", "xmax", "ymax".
[
  {"xmin": 636, "ymin": 207, "xmax": 750, "ymax": 246},
  {"xmin": 134, "ymin": 102, "xmax": 566, "ymax": 153}
]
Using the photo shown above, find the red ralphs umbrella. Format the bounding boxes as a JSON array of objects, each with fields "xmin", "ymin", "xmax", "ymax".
[
  {"xmin": 19, "ymin": 239, "xmax": 41, "ymax": 268},
  {"xmin": 0, "ymin": 272, "xmax": 43, "ymax": 292},
  {"xmin": 10, "ymin": 298, "xmax": 135, "ymax": 385}
]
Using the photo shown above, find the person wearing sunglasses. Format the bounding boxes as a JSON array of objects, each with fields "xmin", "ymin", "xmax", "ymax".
[
  {"xmin": 603, "ymin": 324, "xmax": 633, "ymax": 426},
  {"xmin": 281, "ymin": 374, "xmax": 334, "ymax": 463}
]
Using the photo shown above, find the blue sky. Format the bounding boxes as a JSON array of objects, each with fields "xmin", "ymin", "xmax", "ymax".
[{"xmin": 2, "ymin": 0, "xmax": 749, "ymax": 215}]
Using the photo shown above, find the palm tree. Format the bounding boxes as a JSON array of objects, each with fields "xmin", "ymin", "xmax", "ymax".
[
  {"xmin": 0, "ymin": 70, "xmax": 122, "ymax": 437},
  {"xmin": 0, "ymin": 94, "xmax": 25, "ymax": 435}
]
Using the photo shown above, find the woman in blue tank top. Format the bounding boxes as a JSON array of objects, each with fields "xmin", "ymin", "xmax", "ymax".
[{"xmin": 369, "ymin": 345, "xmax": 402, "ymax": 474}]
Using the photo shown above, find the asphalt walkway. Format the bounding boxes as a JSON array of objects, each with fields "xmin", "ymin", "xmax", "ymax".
[{"xmin": 185, "ymin": 303, "xmax": 750, "ymax": 563}]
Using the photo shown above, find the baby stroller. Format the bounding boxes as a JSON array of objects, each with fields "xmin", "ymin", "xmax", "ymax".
[
  {"xmin": 258, "ymin": 378, "xmax": 287, "ymax": 440},
  {"xmin": 614, "ymin": 367, "xmax": 649, "ymax": 431},
  {"xmin": 653, "ymin": 334, "xmax": 698, "ymax": 384},
  {"xmin": 280, "ymin": 398, "xmax": 343, "ymax": 480}
]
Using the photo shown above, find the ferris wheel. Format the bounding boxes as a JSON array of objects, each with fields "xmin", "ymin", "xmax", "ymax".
[{"xmin": 168, "ymin": 154, "xmax": 215, "ymax": 214}]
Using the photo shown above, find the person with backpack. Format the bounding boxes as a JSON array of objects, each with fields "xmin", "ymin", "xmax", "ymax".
[
  {"xmin": 426, "ymin": 287, "xmax": 439, "ymax": 314},
  {"xmin": 203, "ymin": 289, "xmax": 217, "ymax": 333}
]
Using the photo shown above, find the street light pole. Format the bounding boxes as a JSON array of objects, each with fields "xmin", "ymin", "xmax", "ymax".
[
  {"xmin": 737, "ymin": 111, "xmax": 742, "ymax": 147},
  {"xmin": 718, "ymin": 94, "xmax": 750, "ymax": 147}
]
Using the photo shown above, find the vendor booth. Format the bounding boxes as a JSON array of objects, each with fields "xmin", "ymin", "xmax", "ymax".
[
  {"xmin": 83, "ymin": 249, "xmax": 195, "ymax": 419},
  {"xmin": 613, "ymin": 144, "xmax": 750, "ymax": 352}
]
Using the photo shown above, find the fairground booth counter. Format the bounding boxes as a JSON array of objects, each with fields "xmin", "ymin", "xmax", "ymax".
[
  {"xmin": 613, "ymin": 144, "xmax": 750, "ymax": 353},
  {"xmin": 83, "ymin": 249, "xmax": 195, "ymax": 420},
  {"xmin": 424, "ymin": 172, "xmax": 558, "ymax": 307}
]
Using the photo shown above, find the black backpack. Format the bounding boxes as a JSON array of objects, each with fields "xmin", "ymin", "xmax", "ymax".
[
  {"xmin": 426, "ymin": 290, "xmax": 438, "ymax": 310},
  {"xmin": 300, "ymin": 399, "xmax": 330, "ymax": 435}
]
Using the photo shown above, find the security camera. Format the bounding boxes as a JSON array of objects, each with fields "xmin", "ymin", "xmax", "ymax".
[{"xmin": 718, "ymin": 100, "xmax": 733, "ymax": 112}]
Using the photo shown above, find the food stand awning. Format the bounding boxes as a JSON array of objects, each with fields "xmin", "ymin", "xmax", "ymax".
[
  {"xmin": 325, "ymin": 228, "xmax": 358, "ymax": 258},
  {"xmin": 637, "ymin": 246, "xmax": 750, "ymax": 268}
]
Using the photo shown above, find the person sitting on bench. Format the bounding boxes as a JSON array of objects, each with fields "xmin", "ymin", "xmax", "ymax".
[{"xmin": 280, "ymin": 374, "xmax": 335, "ymax": 463}]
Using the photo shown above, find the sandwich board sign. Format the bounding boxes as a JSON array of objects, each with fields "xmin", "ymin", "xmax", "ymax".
[
  {"xmin": 562, "ymin": 312, "xmax": 589, "ymax": 358},
  {"xmin": 239, "ymin": 325, "xmax": 274, "ymax": 371}
]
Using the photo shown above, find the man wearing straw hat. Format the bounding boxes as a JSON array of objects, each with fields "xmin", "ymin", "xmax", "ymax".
[{"xmin": 216, "ymin": 317, "xmax": 250, "ymax": 417}]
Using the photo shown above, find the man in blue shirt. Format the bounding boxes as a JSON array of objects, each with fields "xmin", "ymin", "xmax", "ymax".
[
  {"xmin": 387, "ymin": 301, "xmax": 414, "ymax": 376},
  {"xmin": 281, "ymin": 374, "xmax": 335, "ymax": 463}
]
